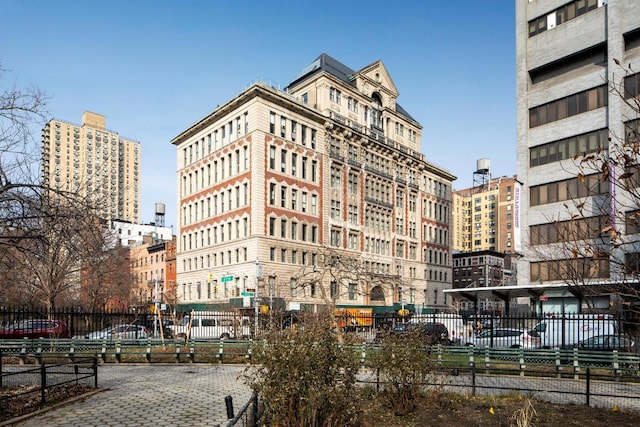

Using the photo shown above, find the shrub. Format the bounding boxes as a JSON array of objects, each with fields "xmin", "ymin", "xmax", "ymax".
[
  {"xmin": 243, "ymin": 312, "xmax": 362, "ymax": 426},
  {"xmin": 370, "ymin": 326, "xmax": 437, "ymax": 415}
]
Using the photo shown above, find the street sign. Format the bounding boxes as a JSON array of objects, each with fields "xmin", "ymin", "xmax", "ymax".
[
  {"xmin": 241, "ymin": 291, "xmax": 255, "ymax": 297},
  {"xmin": 221, "ymin": 275, "xmax": 234, "ymax": 283}
]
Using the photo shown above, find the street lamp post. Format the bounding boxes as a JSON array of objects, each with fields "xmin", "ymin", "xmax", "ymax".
[
  {"xmin": 254, "ymin": 259, "xmax": 262, "ymax": 335},
  {"xmin": 153, "ymin": 274, "xmax": 160, "ymax": 337}
]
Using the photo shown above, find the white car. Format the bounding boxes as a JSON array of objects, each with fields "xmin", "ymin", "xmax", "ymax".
[
  {"xmin": 465, "ymin": 328, "xmax": 540, "ymax": 349},
  {"xmin": 85, "ymin": 324, "xmax": 149, "ymax": 340}
]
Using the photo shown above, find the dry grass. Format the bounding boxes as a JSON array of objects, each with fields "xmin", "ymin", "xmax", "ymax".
[{"xmin": 357, "ymin": 390, "xmax": 640, "ymax": 427}]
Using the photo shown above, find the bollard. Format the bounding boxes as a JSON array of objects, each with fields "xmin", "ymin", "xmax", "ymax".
[{"xmin": 225, "ymin": 395, "xmax": 234, "ymax": 419}]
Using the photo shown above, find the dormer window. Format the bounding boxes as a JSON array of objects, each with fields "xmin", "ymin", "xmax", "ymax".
[{"xmin": 371, "ymin": 92, "xmax": 383, "ymax": 130}]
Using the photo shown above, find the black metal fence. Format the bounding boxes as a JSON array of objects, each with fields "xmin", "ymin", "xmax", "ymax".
[
  {"xmin": 0, "ymin": 355, "xmax": 98, "ymax": 407},
  {"xmin": 223, "ymin": 393, "xmax": 258, "ymax": 427},
  {"xmin": 1, "ymin": 308, "xmax": 639, "ymax": 350},
  {"xmin": 359, "ymin": 365, "xmax": 640, "ymax": 411}
]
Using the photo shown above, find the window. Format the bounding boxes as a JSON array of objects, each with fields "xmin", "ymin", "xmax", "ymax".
[
  {"xmin": 281, "ymin": 186, "xmax": 287, "ymax": 208},
  {"xmin": 348, "ymin": 232, "xmax": 358, "ymax": 250},
  {"xmin": 331, "ymin": 168, "xmax": 341, "ymax": 188},
  {"xmin": 269, "ymin": 112, "xmax": 276, "ymax": 133},
  {"xmin": 331, "ymin": 200, "xmax": 341, "ymax": 219},
  {"xmin": 330, "ymin": 229, "xmax": 341, "ymax": 247},
  {"xmin": 347, "ymin": 98, "xmax": 358, "ymax": 113},
  {"xmin": 291, "ymin": 153, "xmax": 297, "ymax": 176},
  {"xmin": 348, "ymin": 283, "xmax": 356, "ymax": 300},
  {"xmin": 530, "ymin": 129, "xmax": 607, "ymax": 167},
  {"xmin": 529, "ymin": 85, "xmax": 607, "ymax": 128},
  {"xmin": 348, "ymin": 172, "xmax": 358, "ymax": 194},
  {"xmin": 281, "ymin": 149, "xmax": 287, "ymax": 173},
  {"xmin": 329, "ymin": 87, "xmax": 342, "ymax": 103},
  {"xmin": 269, "ymin": 146, "xmax": 276, "ymax": 169}
]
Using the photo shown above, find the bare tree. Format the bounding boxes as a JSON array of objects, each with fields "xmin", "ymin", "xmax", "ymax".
[
  {"xmin": 0, "ymin": 63, "xmax": 120, "ymax": 310},
  {"xmin": 286, "ymin": 247, "xmax": 404, "ymax": 308},
  {"xmin": 81, "ymin": 243, "xmax": 134, "ymax": 311}
]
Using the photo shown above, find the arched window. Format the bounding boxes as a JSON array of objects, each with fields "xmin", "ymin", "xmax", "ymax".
[
  {"xmin": 371, "ymin": 92, "xmax": 383, "ymax": 130},
  {"xmin": 370, "ymin": 285, "xmax": 385, "ymax": 302}
]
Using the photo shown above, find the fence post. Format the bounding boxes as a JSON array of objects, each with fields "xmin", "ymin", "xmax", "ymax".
[
  {"xmin": 225, "ymin": 395, "xmax": 234, "ymax": 419},
  {"xmin": 217, "ymin": 340, "xmax": 224, "ymax": 364},
  {"xmin": 93, "ymin": 356, "xmax": 98, "ymax": 388},
  {"xmin": 40, "ymin": 359, "xmax": 47, "ymax": 405},
  {"xmin": 471, "ymin": 364, "xmax": 476, "ymax": 397},
  {"xmin": 612, "ymin": 350, "xmax": 620, "ymax": 377},
  {"xmin": 248, "ymin": 392, "xmax": 258, "ymax": 426},
  {"xmin": 586, "ymin": 367, "xmax": 591, "ymax": 407}
]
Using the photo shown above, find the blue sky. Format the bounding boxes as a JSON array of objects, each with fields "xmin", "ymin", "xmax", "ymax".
[{"xmin": 2, "ymin": 0, "xmax": 516, "ymax": 229}]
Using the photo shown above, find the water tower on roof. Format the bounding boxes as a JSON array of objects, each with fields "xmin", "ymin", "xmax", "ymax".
[
  {"xmin": 155, "ymin": 202, "xmax": 165, "ymax": 227},
  {"xmin": 473, "ymin": 158, "xmax": 491, "ymax": 193}
]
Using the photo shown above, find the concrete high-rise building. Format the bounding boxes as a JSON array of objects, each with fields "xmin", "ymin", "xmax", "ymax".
[
  {"xmin": 41, "ymin": 111, "xmax": 140, "ymax": 223},
  {"xmin": 452, "ymin": 171, "xmax": 521, "ymax": 254},
  {"xmin": 172, "ymin": 54, "xmax": 456, "ymax": 313},
  {"xmin": 516, "ymin": 1, "xmax": 640, "ymax": 311}
]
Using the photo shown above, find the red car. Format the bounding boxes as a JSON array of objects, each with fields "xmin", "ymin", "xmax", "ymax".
[{"xmin": 0, "ymin": 319, "xmax": 71, "ymax": 339}]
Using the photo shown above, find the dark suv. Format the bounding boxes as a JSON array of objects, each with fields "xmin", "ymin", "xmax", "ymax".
[{"xmin": 375, "ymin": 322, "xmax": 449, "ymax": 345}]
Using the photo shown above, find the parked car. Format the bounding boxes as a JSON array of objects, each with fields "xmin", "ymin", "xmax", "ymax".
[
  {"xmin": 170, "ymin": 312, "xmax": 250, "ymax": 340},
  {"xmin": 375, "ymin": 322, "xmax": 449, "ymax": 345},
  {"xmin": 0, "ymin": 319, "xmax": 70, "ymax": 339},
  {"xmin": 465, "ymin": 328, "xmax": 540, "ymax": 349},
  {"xmin": 85, "ymin": 324, "xmax": 149, "ymax": 340},
  {"xmin": 575, "ymin": 335, "xmax": 636, "ymax": 352},
  {"xmin": 533, "ymin": 314, "xmax": 618, "ymax": 349}
]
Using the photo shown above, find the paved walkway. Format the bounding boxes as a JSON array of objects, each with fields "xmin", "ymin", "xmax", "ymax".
[{"xmin": 11, "ymin": 365, "xmax": 252, "ymax": 427}]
